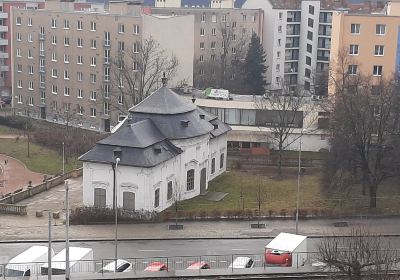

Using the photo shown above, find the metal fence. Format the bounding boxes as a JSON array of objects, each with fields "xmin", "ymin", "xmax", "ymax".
[{"xmin": 0, "ymin": 252, "xmax": 322, "ymax": 279}]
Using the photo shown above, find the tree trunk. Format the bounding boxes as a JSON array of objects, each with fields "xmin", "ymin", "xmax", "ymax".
[
  {"xmin": 277, "ymin": 142, "xmax": 283, "ymax": 178},
  {"xmin": 369, "ymin": 182, "xmax": 378, "ymax": 209}
]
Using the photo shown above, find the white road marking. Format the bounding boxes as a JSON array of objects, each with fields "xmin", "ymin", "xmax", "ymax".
[
  {"xmin": 138, "ymin": 249, "xmax": 165, "ymax": 252},
  {"xmin": 232, "ymin": 248, "xmax": 248, "ymax": 251}
]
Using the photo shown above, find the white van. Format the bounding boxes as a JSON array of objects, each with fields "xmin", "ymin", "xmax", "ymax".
[
  {"xmin": 98, "ymin": 259, "xmax": 132, "ymax": 273},
  {"xmin": 5, "ymin": 246, "xmax": 53, "ymax": 278},
  {"xmin": 41, "ymin": 247, "xmax": 93, "ymax": 275},
  {"xmin": 228, "ymin": 257, "xmax": 255, "ymax": 269}
]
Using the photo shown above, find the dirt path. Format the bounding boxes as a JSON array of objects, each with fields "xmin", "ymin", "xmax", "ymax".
[{"xmin": 0, "ymin": 154, "xmax": 45, "ymax": 196}]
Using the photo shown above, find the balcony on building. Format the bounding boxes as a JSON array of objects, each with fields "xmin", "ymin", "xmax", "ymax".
[
  {"xmin": 319, "ymin": 12, "xmax": 332, "ymax": 24},
  {"xmin": 284, "ymin": 74, "xmax": 298, "ymax": 85},
  {"xmin": 284, "ymin": 62, "xmax": 298, "ymax": 74},
  {"xmin": 285, "ymin": 49, "xmax": 299, "ymax": 61},
  {"xmin": 39, "ymin": 33, "xmax": 45, "ymax": 40},
  {"xmin": 318, "ymin": 37, "xmax": 331, "ymax": 49},
  {"xmin": 285, "ymin": 37, "xmax": 300, "ymax": 48},
  {"xmin": 317, "ymin": 50, "xmax": 330, "ymax": 62},
  {"xmin": 318, "ymin": 25, "xmax": 332, "ymax": 36},
  {"xmin": 0, "ymin": 65, "xmax": 9, "ymax": 71},
  {"xmin": 287, "ymin": 11, "xmax": 301, "ymax": 22},
  {"xmin": 0, "ymin": 26, "xmax": 8, "ymax": 32},
  {"xmin": 0, "ymin": 39, "xmax": 8, "ymax": 45},
  {"xmin": 0, "ymin": 52, "xmax": 8, "ymax": 59},
  {"xmin": 104, "ymin": 40, "xmax": 111, "ymax": 47},
  {"xmin": 286, "ymin": 24, "xmax": 300, "ymax": 36},
  {"xmin": 0, "ymin": 13, "xmax": 8, "ymax": 19}
]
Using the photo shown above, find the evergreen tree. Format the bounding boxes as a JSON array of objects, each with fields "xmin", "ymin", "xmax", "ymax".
[{"xmin": 244, "ymin": 33, "xmax": 267, "ymax": 95}]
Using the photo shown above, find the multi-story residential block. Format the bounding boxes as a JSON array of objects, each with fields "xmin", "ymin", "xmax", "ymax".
[
  {"xmin": 149, "ymin": 6, "xmax": 263, "ymax": 90},
  {"xmin": 330, "ymin": 2, "xmax": 400, "ymax": 87},
  {"xmin": 12, "ymin": 5, "xmax": 194, "ymax": 132},
  {"xmin": 243, "ymin": 0, "xmax": 345, "ymax": 94},
  {"xmin": 0, "ymin": 0, "xmax": 45, "ymax": 97}
]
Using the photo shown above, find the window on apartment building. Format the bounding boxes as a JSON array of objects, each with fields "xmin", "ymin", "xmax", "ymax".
[
  {"xmin": 90, "ymin": 57, "xmax": 96, "ymax": 66},
  {"xmin": 132, "ymin": 61, "xmax": 138, "ymax": 71},
  {"xmin": 154, "ymin": 188, "xmax": 160, "ymax": 208},
  {"xmin": 39, "ymin": 74, "xmax": 45, "ymax": 86},
  {"xmin": 376, "ymin": 24, "xmax": 386, "ymax": 35},
  {"xmin": 252, "ymin": 15, "xmax": 256, "ymax": 22},
  {"xmin": 277, "ymin": 38, "xmax": 281, "ymax": 46},
  {"xmin": 40, "ymin": 26, "xmax": 45, "ymax": 36},
  {"xmin": 133, "ymin": 24, "xmax": 140, "ymax": 35},
  {"xmin": 17, "ymin": 80, "xmax": 22, "ymax": 88},
  {"xmin": 304, "ymin": 81, "xmax": 311, "ymax": 90},
  {"xmin": 64, "ymin": 36, "xmax": 70, "ymax": 46},
  {"xmin": 90, "ymin": 90, "xmax": 97, "ymax": 101},
  {"xmin": 309, "ymin": 5, "xmax": 315, "ymax": 15},
  {"xmin": 27, "ymin": 17, "xmax": 32, "ymax": 26},
  {"xmin": 28, "ymin": 65, "xmax": 33, "ymax": 75},
  {"xmin": 28, "ymin": 96, "xmax": 33, "ymax": 106},
  {"xmin": 77, "ymin": 89, "xmax": 83, "ymax": 99},
  {"xmin": 104, "ymin": 102, "xmax": 110, "ymax": 116},
  {"xmin": 211, "ymin": 54, "xmax": 215, "ymax": 61},
  {"xmin": 278, "ymin": 25, "xmax": 282, "ymax": 33},
  {"xmin": 16, "ymin": 48, "xmax": 21, "ymax": 57},
  {"xmin": 16, "ymin": 16, "xmax": 21, "ymax": 25},
  {"xmin": 118, "ymin": 41, "xmax": 125, "ymax": 52},
  {"xmin": 279, "ymin": 12, "xmax": 283, "ymax": 20},
  {"xmin": 133, "ymin": 42, "xmax": 139, "ymax": 53},
  {"xmin": 307, "ymin": 43, "xmax": 312, "ymax": 53},
  {"xmin": 242, "ymin": 14, "xmax": 247, "ymax": 21},
  {"xmin": 64, "ymin": 87, "xmax": 70, "ymax": 96},
  {"xmin": 308, "ymin": 18, "xmax": 314, "ymax": 28},
  {"xmin": 64, "ymin": 19, "xmax": 70, "ymax": 29},
  {"xmin": 211, "ymin": 41, "xmax": 216, "ymax": 49},
  {"xmin": 103, "ymin": 84, "xmax": 110, "ymax": 98},
  {"xmin": 27, "ymin": 33, "xmax": 33, "ymax": 42},
  {"xmin": 211, "ymin": 28, "xmax": 216, "ymax": 36},
  {"xmin": 52, "ymin": 84, "xmax": 58, "ymax": 94},
  {"xmin": 200, "ymin": 28, "xmax": 205, "ymax": 36},
  {"xmin": 233, "ymin": 34, "xmax": 236, "ymax": 41},
  {"xmin": 104, "ymin": 31, "xmax": 110, "ymax": 46},
  {"xmin": 77, "ymin": 20, "xmax": 83, "ymax": 30},
  {"xmin": 305, "ymin": 68, "xmax": 311, "ymax": 78},
  {"xmin": 186, "ymin": 169, "xmax": 195, "ymax": 191},
  {"xmin": 77, "ymin": 104, "xmax": 83, "ymax": 115},
  {"xmin": 307, "ymin": 31, "xmax": 313, "ymax": 40},
  {"xmin": 200, "ymin": 42, "xmax": 204, "ymax": 49},
  {"xmin": 118, "ymin": 23, "xmax": 125, "ymax": 33},
  {"xmin": 28, "ymin": 49, "xmax": 33, "ymax": 59},
  {"xmin": 51, "ymin": 18, "xmax": 57, "ymax": 28},
  {"xmin": 118, "ymin": 77, "xmax": 124, "ymax": 88},
  {"xmin": 373, "ymin": 65, "xmax": 383, "ymax": 76},
  {"xmin": 77, "ymin": 55, "xmax": 83, "ymax": 64},
  {"xmin": 221, "ymin": 15, "xmax": 227, "ymax": 22},
  {"xmin": 90, "ymin": 74, "xmax": 96, "ymax": 83},
  {"xmin": 306, "ymin": 56, "xmax": 311, "ymax": 66},
  {"xmin": 90, "ymin": 21, "xmax": 96, "ymax": 31},
  {"xmin": 77, "ymin": 38, "xmax": 83, "ymax": 47},
  {"xmin": 64, "ymin": 54, "xmax": 70, "ymax": 63},
  {"xmin": 211, "ymin": 158, "xmax": 215, "ymax": 174},
  {"xmin": 374, "ymin": 45, "xmax": 384, "ymax": 56},
  {"xmin": 16, "ymin": 32, "xmax": 21, "ymax": 41},
  {"xmin": 220, "ymin": 153, "xmax": 224, "ymax": 169},
  {"xmin": 199, "ymin": 68, "xmax": 204, "ymax": 75},
  {"xmin": 90, "ymin": 107, "xmax": 96, "ymax": 117},
  {"xmin": 104, "ymin": 67, "xmax": 110, "ymax": 81},
  {"xmin": 63, "ymin": 103, "xmax": 71, "ymax": 112},
  {"xmin": 348, "ymin": 64, "xmax": 358, "ymax": 75},
  {"xmin": 118, "ymin": 95, "xmax": 124, "ymax": 105},
  {"xmin": 167, "ymin": 181, "xmax": 173, "ymax": 201},
  {"xmin": 77, "ymin": 71, "xmax": 83, "ymax": 81},
  {"xmin": 52, "ymin": 100, "xmax": 58, "ymax": 111},
  {"xmin": 51, "ymin": 68, "xmax": 58, "ymax": 78},
  {"xmin": 64, "ymin": 70, "xmax": 69, "ymax": 80},
  {"xmin": 104, "ymin": 49, "xmax": 110, "ymax": 64},
  {"xmin": 349, "ymin": 44, "xmax": 359, "ymax": 55},
  {"xmin": 276, "ymin": 64, "xmax": 280, "ymax": 72},
  {"xmin": 211, "ymin": 14, "xmax": 217, "ymax": 23},
  {"xmin": 91, "ymin": 39, "xmax": 97, "ymax": 49},
  {"xmin": 51, "ymin": 52, "xmax": 56, "ymax": 61},
  {"xmin": 17, "ymin": 64, "xmax": 22, "ymax": 72},
  {"xmin": 17, "ymin": 95, "xmax": 22, "ymax": 104},
  {"xmin": 51, "ymin": 35, "xmax": 57, "ymax": 45},
  {"xmin": 199, "ymin": 55, "xmax": 204, "ymax": 62},
  {"xmin": 350, "ymin": 23, "xmax": 360, "ymax": 34},
  {"xmin": 201, "ymin": 13, "xmax": 206, "ymax": 23},
  {"xmin": 40, "ymin": 90, "xmax": 45, "ymax": 102},
  {"xmin": 232, "ymin": 47, "xmax": 236, "ymax": 54}
]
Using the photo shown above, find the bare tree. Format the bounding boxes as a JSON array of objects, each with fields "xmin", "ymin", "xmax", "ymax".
[
  {"xmin": 325, "ymin": 49, "xmax": 400, "ymax": 208},
  {"xmin": 318, "ymin": 227, "xmax": 398, "ymax": 280},
  {"xmin": 105, "ymin": 36, "xmax": 179, "ymax": 117},
  {"xmin": 257, "ymin": 82, "xmax": 316, "ymax": 178}
]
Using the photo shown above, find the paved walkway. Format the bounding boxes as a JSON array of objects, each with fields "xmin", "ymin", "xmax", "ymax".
[{"xmin": 1, "ymin": 177, "xmax": 400, "ymax": 242}]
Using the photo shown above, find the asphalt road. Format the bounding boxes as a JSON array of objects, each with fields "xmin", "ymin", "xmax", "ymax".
[{"xmin": 2, "ymin": 237, "xmax": 400, "ymax": 263}]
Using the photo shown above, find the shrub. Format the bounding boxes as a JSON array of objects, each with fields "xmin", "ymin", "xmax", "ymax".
[
  {"xmin": 224, "ymin": 209, "xmax": 234, "ymax": 218},
  {"xmin": 244, "ymin": 209, "xmax": 253, "ymax": 218},
  {"xmin": 268, "ymin": 209, "xmax": 275, "ymax": 217},
  {"xmin": 210, "ymin": 209, "xmax": 221, "ymax": 218},
  {"xmin": 0, "ymin": 116, "xmax": 32, "ymax": 130},
  {"xmin": 279, "ymin": 209, "xmax": 287, "ymax": 217},
  {"xmin": 199, "ymin": 210, "xmax": 208, "ymax": 218}
]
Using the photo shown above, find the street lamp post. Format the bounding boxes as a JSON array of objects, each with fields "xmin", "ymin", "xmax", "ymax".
[
  {"xmin": 295, "ymin": 129, "xmax": 305, "ymax": 235},
  {"xmin": 65, "ymin": 180, "xmax": 70, "ymax": 280},
  {"xmin": 112, "ymin": 147, "xmax": 122, "ymax": 272},
  {"xmin": 47, "ymin": 211, "xmax": 52, "ymax": 280}
]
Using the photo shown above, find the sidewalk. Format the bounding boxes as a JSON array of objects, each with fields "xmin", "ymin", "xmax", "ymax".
[{"xmin": 1, "ymin": 177, "xmax": 400, "ymax": 242}]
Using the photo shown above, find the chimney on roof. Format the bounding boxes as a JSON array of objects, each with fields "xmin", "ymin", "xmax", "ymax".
[
  {"xmin": 181, "ymin": 120, "xmax": 190, "ymax": 127},
  {"xmin": 161, "ymin": 72, "xmax": 167, "ymax": 87}
]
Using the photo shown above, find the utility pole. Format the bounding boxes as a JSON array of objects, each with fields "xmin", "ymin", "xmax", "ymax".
[
  {"xmin": 65, "ymin": 180, "xmax": 70, "ymax": 280},
  {"xmin": 48, "ymin": 211, "xmax": 52, "ymax": 280},
  {"xmin": 62, "ymin": 142, "xmax": 65, "ymax": 177}
]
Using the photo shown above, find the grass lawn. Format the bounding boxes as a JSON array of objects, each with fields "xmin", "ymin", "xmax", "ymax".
[
  {"xmin": 0, "ymin": 124, "xmax": 24, "ymax": 135},
  {"xmin": 176, "ymin": 170, "xmax": 400, "ymax": 215},
  {"xmin": 0, "ymin": 138, "xmax": 81, "ymax": 175}
]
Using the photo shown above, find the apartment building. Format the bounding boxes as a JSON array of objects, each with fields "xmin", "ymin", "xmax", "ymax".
[
  {"xmin": 330, "ymin": 3, "xmax": 400, "ymax": 86},
  {"xmin": 242, "ymin": 0, "xmax": 345, "ymax": 94},
  {"xmin": 150, "ymin": 6, "xmax": 263, "ymax": 89},
  {"xmin": 0, "ymin": 0, "xmax": 44, "ymax": 97},
  {"xmin": 12, "ymin": 7, "xmax": 194, "ymax": 132}
]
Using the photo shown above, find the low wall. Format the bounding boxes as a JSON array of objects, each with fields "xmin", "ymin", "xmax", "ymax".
[
  {"xmin": 0, "ymin": 167, "xmax": 82, "ymax": 212},
  {"xmin": 0, "ymin": 203, "xmax": 27, "ymax": 215}
]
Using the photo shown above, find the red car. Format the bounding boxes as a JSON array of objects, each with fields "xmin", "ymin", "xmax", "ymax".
[
  {"xmin": 265, "ymin": 249, "xmax": 292, "ymax": 267},
  {"xmin": 186, "ymin": 261, "xmax": 210, "ymax": 270},
  {"xmin": 144, "ymin": 262, "xmax": 168, "ymax": 272}
]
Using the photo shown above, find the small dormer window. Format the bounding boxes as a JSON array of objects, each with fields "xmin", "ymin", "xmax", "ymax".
[
  {"xmin": 181, "ymin": 120, "xmax": 190, "ymax": 127},
  {"xmin": 154, "ymin": 145, "xmax": 162, "ymax": 154},
  {"xmin": 199, "ymin": 114, "xmax": 205, "ymax": 119},
  {"xmin": 213, "ymin": 124, "xmax": 219, "ymax": 129}
]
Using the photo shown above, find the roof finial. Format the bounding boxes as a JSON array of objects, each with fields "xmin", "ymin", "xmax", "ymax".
[{"xmin": 161, "ymin": 72, "xmax": 167, "ymax": 87}]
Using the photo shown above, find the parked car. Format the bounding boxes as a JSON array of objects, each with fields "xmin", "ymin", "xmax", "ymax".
[
  {"xmin": 1, "ymin": 95, "xmax": 11, "ymax": 105},
  {"xmin": 186, "ymin": 261, "xmax": 210, "ymax": 270},
  {"xmin": 265, "ymin": 249, "xmax": 292, "ymax": 267},
  {"xmin": 228, "ymin": 257, "xmax": 254, "ymax": 269},
  {"xmin": 144, "ymin": 262, "xmax": 168, "ymax": 272},
  {"xmin": 98, "ymin": 259, "xmax": 131, "ymax": 273}
]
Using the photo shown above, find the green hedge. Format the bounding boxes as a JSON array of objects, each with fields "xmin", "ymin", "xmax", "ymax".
[{"xmin": 0, "ymin": 116, "xmax": 32, "ymax": 130}]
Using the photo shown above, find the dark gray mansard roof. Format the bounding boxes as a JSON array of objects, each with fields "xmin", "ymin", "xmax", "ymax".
[{"xmin": 80, "ymin": 86, "xmax": 231, "ymax": 168}]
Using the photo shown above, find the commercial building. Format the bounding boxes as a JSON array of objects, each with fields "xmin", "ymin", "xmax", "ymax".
[{"xmin": 12, "ymin": 4, "xmax": 194, "ymax": 131}]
